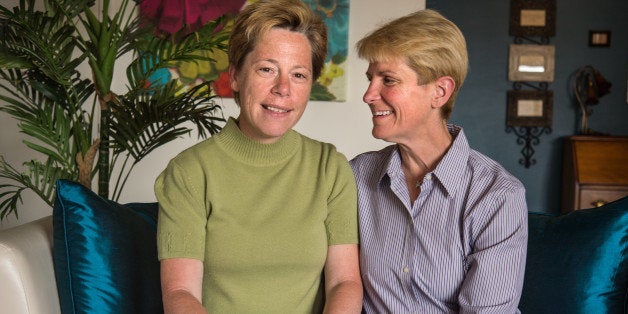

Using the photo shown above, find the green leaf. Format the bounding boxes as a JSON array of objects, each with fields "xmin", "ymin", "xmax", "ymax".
[{"xmin": 0, "ymin": 51, "xmax": 34, "ymax": 69}]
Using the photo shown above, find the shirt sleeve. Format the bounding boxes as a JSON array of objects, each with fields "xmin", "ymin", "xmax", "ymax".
[
  {"xmin": 458, "ymin": 185, "xmax": 528, "ymax": 313},
  {"xmin": 154, "ymin": 159, "xmax": 208, "ymax": 261},
  {"xmin": 324, "ymin": 150, "xmax": 359, "ymax": 246}
]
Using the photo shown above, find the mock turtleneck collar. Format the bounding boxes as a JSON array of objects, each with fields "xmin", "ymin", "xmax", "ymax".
[{"xmin": 214, "ymin": 117, "xmax": 301, "ymax": 166}]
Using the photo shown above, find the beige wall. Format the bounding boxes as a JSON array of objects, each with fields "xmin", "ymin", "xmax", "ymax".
[{"xmin": 0, "ymin": 0, "xmax": 425, "ymax": 230}]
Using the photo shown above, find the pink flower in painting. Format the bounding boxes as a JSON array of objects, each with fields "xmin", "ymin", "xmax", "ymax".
[{"xmin": 140, "ymin": 0, "xmax": 247, "ymax": 34}]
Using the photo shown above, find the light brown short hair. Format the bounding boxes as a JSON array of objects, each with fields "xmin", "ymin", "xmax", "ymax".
[{"xmin": 356, "ymin": 9, "xmax": 468, "ymax": 119}]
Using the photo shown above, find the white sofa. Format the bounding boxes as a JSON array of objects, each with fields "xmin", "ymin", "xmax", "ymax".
[{"xmin": 0, "ymin": 216, "xmax": 60, "ymax": 314}]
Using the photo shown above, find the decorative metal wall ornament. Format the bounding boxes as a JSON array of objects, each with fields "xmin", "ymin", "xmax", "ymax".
[
  {"xmin": 505, "ymin": 126, "xmax": 552, "ymax": 168},
  {"xmin": 507, "ymin": 0, "xmax": 555, "ymax": 168},
  {"xmin": 513, "ymin": 81, "xmax": 549, "ymax": 91}
]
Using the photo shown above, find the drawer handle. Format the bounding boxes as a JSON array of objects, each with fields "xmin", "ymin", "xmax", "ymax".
[{"xmin": 591, "ymin": 200, "xmax": 607, "ymax": 207}]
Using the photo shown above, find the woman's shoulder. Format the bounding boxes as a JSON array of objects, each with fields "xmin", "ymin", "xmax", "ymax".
[
  {"xmin": 296, "ymin": 131, "xmax": 346, "ymax": 158},
  {"xmin": 161, "ymin": 137, "xmax": 224, "ymax": 176},
  {"xmin": 348, "ymin": 146, "xmax": 395, "ymax": 184},
  {"xmin": 350, "ymin": 145, "xmax": 396, "ymax": 167},
  {"xmin": 465, "ymin": 149, "xmax": 525, "ymax": 194}
]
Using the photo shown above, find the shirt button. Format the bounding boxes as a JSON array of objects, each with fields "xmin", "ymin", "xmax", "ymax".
[{"xmin": 403, "ymin": 267, "xmax": 409, "ymax": 273}]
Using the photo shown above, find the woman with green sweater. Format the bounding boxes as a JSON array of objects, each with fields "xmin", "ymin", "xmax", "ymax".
[{"xmin": 154, "ymin": 1, "xmax": 362, "ymax": 313}]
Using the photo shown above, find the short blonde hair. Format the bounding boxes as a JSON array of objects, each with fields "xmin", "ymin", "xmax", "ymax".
[
  {"xmin": 356, "ymin": 9, "xmax": 468, "ymax": 119},
  {"xmin": 228, "ymin": 0, "xmax": 327, "ymax": 104}
]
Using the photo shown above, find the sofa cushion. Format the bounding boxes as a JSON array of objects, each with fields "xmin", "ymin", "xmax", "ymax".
[
  {"xmin": 519, "ymin": 196, "xmax": 628, "ymax": 313},
  {"xmin": 0, "ymin": 216, "xmax": 60, "ymax": 313},
  {"xmin": 52, "ymin": 179, "xmax": 163, "ymax": 314}
]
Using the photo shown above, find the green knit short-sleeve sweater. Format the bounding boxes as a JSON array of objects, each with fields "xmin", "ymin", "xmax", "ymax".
[{"xmin": 155, "ymin": 117, "xmax": 358, "ymax": 313}]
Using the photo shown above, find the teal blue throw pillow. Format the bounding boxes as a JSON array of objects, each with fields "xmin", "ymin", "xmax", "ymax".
[
  {"xmin": 519, "ymin": 196, "xmax": 628, "ymax": 313},
  {"xmin": 52, "ymin": 179, "xmax": 163, "ymax": 314}
]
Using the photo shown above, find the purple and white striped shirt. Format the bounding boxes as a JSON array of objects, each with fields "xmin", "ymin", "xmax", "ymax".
[{"xmin": 350, "ymin": 125, "xmax": 528, "ymax": 314}]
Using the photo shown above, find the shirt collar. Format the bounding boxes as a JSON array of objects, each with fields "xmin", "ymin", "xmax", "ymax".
[
  {"xmin": 379, "ymin": 124, "xmax": 470, "ymax": 197},
  {"xmin": 434, "ymin": 124, "xmax": 470, "ymax": 197},
  {"xmin": 215, "ymin": 117, "xmax": 300, "ymax": 166}
]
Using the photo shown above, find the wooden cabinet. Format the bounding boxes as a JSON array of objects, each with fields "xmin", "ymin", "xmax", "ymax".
[{"xmin": 561, "ymin": 136, "xmax": 628, "ymax": 213}]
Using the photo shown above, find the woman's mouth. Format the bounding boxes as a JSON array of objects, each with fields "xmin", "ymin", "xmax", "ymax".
[
  {"xmin": 263, "ymin": 105, "xmax": 289, "ymax": 113},
  {"xmin": 373, "ymin": 110, "xmax": 393, "ymax": 116}
]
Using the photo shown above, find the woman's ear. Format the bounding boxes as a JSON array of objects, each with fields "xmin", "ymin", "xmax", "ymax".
[
  {"xmin": 432, "ymin": 76, "xmax": 455, "ymax": 108},
  {"xmin": 229, "ymin": 64, "xmax": 239, "ymax": 92}
]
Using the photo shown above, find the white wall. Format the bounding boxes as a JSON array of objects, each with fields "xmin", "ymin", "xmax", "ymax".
[{"xmin": 0, "ymin": 0, "xmax": 425, "ymax": 229}]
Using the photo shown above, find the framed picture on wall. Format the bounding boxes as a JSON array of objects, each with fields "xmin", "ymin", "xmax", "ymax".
[
  {"xmin": 508, "ymin": 44, "xmax": 555, "ymax": 82},
  {"xmin": 509, "ymin": 0, "xmax": 556, "ymax": 37},
  {"xmin": 589, "ymin": 30, "xmax": 611, "ymax": 47},
  {"xmin": 507, "ymin": 90, "xmax": 553, "ymax": 127}
]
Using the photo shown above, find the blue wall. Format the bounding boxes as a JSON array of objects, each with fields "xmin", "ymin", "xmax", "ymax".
[{"xmin": 426, "ymin": 0, "xmax": 628, "ymax": 213}]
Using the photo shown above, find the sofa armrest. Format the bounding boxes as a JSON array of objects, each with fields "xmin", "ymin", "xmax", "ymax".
[{"xmin": 0, "ymin": 216, "xmax": 60, "ymax": 314}]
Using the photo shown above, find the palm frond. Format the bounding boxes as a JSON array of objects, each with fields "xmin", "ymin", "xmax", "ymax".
[
  {"xmin": 45, "ymin": 0, "xmax": 94, "ymax": 21},
  {"xmin": 108, "ymin": 80, "xmax": 224, "ymax": 161},
  {"xmin": 0, "ymin": 0, "xmax": 227, "ymax": 219},
  {"xmin": 77, "ymin": 0, "xmax": 138, "ymax": 95},
  {"xmin": 0, "ymin": 67, "xmax": 93, "ymax": 165},
  {"xmin": 0, "ymin": 156, "xmax": 74, "ymax": 219},
  {"xmin": 0, "ymin": 1, "xmax": 84, "ymax": 84},
  {"xmin": 0, "ymin": 50, "xmax": 33, "ymax": 69},
  {"xmin": 0, "ymin": 182, "xmax": 25, "ymax": 220}
]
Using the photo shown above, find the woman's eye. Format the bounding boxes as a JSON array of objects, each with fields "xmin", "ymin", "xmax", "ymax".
[
  {"xmin": 383, "ymin": 77, "xmax": 397, "ymax": 85},
  {"xmin": 257, "ymin": 67, "xmax": 276, "ymax": 77},
  {"xmin": 294, "ymin": 72, "xmax": 308, "ymax": 80}
]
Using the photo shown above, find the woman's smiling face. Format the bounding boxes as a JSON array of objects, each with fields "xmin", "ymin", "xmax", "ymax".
[
  {"xmin": 230, "ymin": 28, "xmax": 313, "ymax": 144},
  {"xmin": 362, "ymin": 57, "xmax": 439, "ymax": 145}
]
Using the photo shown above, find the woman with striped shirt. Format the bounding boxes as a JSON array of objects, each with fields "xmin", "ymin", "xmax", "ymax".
[{"xmin": 350, "ymin": 9, "xmax": 528, "ymax": 313}]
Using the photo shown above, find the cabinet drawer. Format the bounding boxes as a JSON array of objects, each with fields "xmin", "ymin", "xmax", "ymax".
[
  {"xmin": 579, "ymin": 187, "xmax": 628, "ymax": 209},
  {"xmin": 562, "ymin": 136, "xmax": 628, "ymax": 212}
]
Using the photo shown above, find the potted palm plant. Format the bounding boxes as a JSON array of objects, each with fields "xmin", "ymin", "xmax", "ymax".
[{"xmin": 0, "ymin": 0, "xmax": 229, "ymax": 220}]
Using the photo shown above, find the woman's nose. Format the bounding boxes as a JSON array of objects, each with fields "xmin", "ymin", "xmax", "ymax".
[
  {"xmin": 363, "ymin": 82, "xmax": 379, "ymax": 104},
  {"xmin": 272, "ymin": 73, "xmax": 290, "ymax": 96}
]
